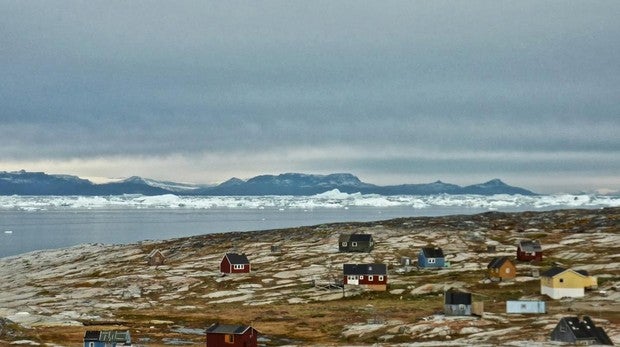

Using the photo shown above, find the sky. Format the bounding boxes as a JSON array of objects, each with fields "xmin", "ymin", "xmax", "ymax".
[{"xmin": 1, "ymin": 1, "xmax": 618, "ymax": 194}]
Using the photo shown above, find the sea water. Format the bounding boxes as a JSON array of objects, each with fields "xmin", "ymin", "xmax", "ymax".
[{"xmin": 0, "ymin": 192, "xmax": 617, "ymax": 258}]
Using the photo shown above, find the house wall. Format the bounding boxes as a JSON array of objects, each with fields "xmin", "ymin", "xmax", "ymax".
[
  {"xmin": 418, "ymin": 253, "xmax": 445, "ymax": 268},
  {"xmin": 490, "ymin": 262, "xmax": 516, "ymax": 279},
  {"xmin": 83, "ymin": 342, "xmax": 127, "ymax": 347},
  {"xmin": 341, "ymin": 241, "xmax": 373, "ymax": 252},
  {"xmin": 220, "ymin": 257, "xmax": 250, "ymax": 274},
  {"xmin": 549, "ymin": 271, "xmax": 586, "ymax": 289},
  {"xmin": 516, "ymin": 248, "xmax": 542, "ymax": 261},
  {"xmin": 148, "ymin": 253, "xmax": 165, "ymax": 266},
  {"xmin": 220, "ymin": 257, "xmax": 231, "ymax": 273},
  {"xmin": 206, "ymin": 330, "xmax": 257, "ymax": 347},
  {"xmin": 344, "ymin": 274, "xmax": 387, "ymax": 286},
  {"xmin": 444, "ymin": 304, "xmax": 471, "ymax": 316},
  {"xmin": 583, "ymin": 276, "xmax": 598, "ymax": 288},
  {"xmin": 506, "ymin": 300, "xmax": 545, "ymax": 314},
  {"xmin": 541, "ymin": 285, "xmax": 584, "ymax": 299}
]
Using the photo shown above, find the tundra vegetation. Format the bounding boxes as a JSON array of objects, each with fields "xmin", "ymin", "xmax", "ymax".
[{"xmin": 0, "ymin": 207, "xmax": 618, "ymax": 346}]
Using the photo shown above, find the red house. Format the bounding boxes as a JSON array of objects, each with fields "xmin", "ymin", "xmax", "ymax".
[
  {"xmin": 220, "ymin": 253, "xmax": 251, "ymax": 274},
  {"xmin": 517, "ymin": 240, "xmax": 543, "ymax": 262},
  {"xmin": 343, "ymin": 263, "xmax": 388, "ymax": 291},
  {"xmin": 206, "ymin": 323, "xmax": 257, "ymax": 347}
]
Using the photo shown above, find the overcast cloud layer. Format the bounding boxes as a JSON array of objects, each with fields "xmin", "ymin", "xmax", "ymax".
[{"xmin": 1, "ymin": 1, "xmax": 618, "ymax": 193}]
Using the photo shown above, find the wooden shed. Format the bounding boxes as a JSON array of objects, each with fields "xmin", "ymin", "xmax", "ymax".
[
  {"xmin": 147, "ymin": 249, "xmax": 166, "ymax": 266},
  {"xmin": 206, "ymin": 323, "xmax": 258, "ymax": 347}
]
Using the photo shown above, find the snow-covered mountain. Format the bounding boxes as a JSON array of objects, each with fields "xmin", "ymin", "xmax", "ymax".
[{"xmin": 0, "ymin": 170, "xmax": 537, "ymax": 196}]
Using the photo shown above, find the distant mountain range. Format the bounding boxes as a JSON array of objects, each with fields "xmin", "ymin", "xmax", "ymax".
[{"xmin": 0, "ymin": 170, "xmax": 537, "ymax": 196}]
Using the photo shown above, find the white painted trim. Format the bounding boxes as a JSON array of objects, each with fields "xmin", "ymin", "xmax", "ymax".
[{"xmin": 541, "ymin": 285, "xmax": 584, "ymax": 299}]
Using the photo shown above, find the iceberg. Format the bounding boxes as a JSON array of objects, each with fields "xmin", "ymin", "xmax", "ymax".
[{"xmin": 0, "ymin": 192, "xmax": 617, "ymax": 211}]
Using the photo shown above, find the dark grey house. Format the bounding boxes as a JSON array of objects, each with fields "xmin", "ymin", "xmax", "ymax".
[
  {"xmin": 550, "ymin": 316, "xmax": 613, "ymax": 345},
  {"xmin": 339, "ymin": 233, "xmax": 374, "ymax": 252},
  {"xmin": 444, "ymin": 288, "xmax": 472, "ymax": 316}
]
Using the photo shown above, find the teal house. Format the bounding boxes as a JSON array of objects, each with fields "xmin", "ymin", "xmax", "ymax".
[{"xmin": 418, "ymin": 247, "xmax": 446, "ymax": 268}]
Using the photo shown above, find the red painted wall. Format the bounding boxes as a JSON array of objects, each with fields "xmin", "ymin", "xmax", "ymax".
[
  {"xmin": 206, "ymin": 328, "xmax": 257, "ymax": 347},
  {"xmin": 343, "ymin": 275, "xmax": 387, "ymax": 285},
  {"xmin": 516, "ymin": 249, "xmax": 542, "ymax": 262},
  {"xmin": 220, "ymin": 256, "xmax": 250, "ymax": 274}
]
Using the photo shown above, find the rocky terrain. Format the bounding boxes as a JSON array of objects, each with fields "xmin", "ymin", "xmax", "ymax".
[{"xmin": 0, "ymin": 207, "xmax": 618, "ymax": 346}]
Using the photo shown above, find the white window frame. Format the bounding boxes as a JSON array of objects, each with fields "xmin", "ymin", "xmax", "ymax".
[
  {"xmin": 233, "ymin": 264, "xmax": 244, "ymax": 270},
  {"xmin": 359, "ymin": 275, "xmax": 363, "ymax": 279},
  {"xmin": 368, "ymin": 275, "xmax": 374, "ymax": 281},
  {"xmin": 428, "ymin": 258, "xmax": 436, "ymax": 264},
  {"xmin": 341, "ymin": 241, "xmax": 347, "ymax": 247},
  {"xmin": 379, "ymin": 276, "xmax": 384, "ymax": 281},
  {"xmin": 352, "ymin": 242, "xmax": 358, "ymax": 247}
]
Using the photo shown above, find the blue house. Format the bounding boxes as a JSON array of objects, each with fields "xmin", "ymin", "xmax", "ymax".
[
  {"xmin": 418, "ymin": 247, "xmax": 446, "ymax": 268},
  {"xmin": 84, "ymin": 330, "xmax": 131, "ymax": 347},
  {"xmin": 506, "ymin": 300, "xmax": 546, "ymax": 314}
]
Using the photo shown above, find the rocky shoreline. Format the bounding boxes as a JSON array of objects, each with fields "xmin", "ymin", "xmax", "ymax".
[{"xmin": 0, "ymin": 207, "xmax": 618, "ymax": 346}]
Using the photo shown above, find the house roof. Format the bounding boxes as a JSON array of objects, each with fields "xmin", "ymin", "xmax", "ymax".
[
  {"xmin": 541, "ymin": 267, "xmax": 567, "ymax": 277},
  {"xmin": 558, "ymin": 316, "xmax": 613, "ymax": 344},
  {"xmin": 487, "ymin": 256, "xmax": 512, "ymax": 269},
  {"xmin": 541, "ymin": 267, "xmax": 587, "ymax": 278},
  {"xmin": 83, "ymin": 330, "xmax": 130, "ymax": 342},
  {"xmin": 148, "ymin": 249, "xmax": 164, "ymax": 258},
  {"xmin": 348, "ymin": 234, "xmax": 373, "ymax": 242},
  {"xmin": 206, "ymin": 323, "xmax": 252, "ymax": 335},
  {"xmin": 518, "ymin": 240, "xmax": 542, "ymax": 252},
  {"xmin": 421, "ymin": 247, "xmax": 444, "ymax": 258},
  {"xmin": 225, "ymin": 253, "xmax": 250, "ymax": 265},
  {"xmin": 343, "ymin": 263, "xmax": 387, "ymax": 276},
  {"xmin": 444, "ymin": 288, "xmax": 472, "ymax": 305}
]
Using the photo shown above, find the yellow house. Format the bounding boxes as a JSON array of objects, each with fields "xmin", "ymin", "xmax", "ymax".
[{"xmin": 540, "ymin": 267, "xmax": 597, "ymax": 299}]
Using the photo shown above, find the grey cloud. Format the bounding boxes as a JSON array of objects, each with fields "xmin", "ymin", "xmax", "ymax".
[{"xmin": 0, "ymin": 1, "xmax": 618, "ymax": 191}]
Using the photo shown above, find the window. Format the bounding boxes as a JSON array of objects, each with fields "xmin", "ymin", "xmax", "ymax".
[
  {"xmin": 89, "ymin": 343, "xmax": 94, "ymax": 347},
  {"xmin": 560, "ymin": 326, "xmax": 566, "ymax": 333},
  {"xmin": 233, "ymin": 264, "xmax": 244, "ymax": 270},
  {"xmin": 505, "ymin": 268, "xmax": 511, "ymax": 273},
  {"xmin": 521, "ymin": 304, "xmax": 527, "ymax": 310},
  {"xmin": 368, "ymin": 275, "xmax": 373, "ymax": 281},
  {"xmin": 559, "ymin": 278, "xmax": 564, "ymax": 283},
  {"xmin": 379, "ymin": 276, "xmax": 384, "ymax": 281},
  {"xmin": 352, "ymin": 242, "xmax": 358, "ymax": 247},
  {"xmin": 224, "ymin": 334, "xmax": 234, "ymax": 344},
  {"xmin": 428, "ymin": 258, "xmax": 436, "ymax": 264},
  {"xmin": 342, "ymin": 242, "xmax": 347, "ymax": 247},
  {"xmin": 359, "ymin": 275, "xmax": 363, "ymax": 279}
]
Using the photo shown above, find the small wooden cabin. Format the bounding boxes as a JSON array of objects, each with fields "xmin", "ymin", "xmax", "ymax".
[
  {"xmin": 487, "ymin": 256, "xmax": 516, "ymax": 281},
  {"xmin": 540, "ymin": 267, "xmax": 597, "ymax": 299},
  {"xmin": 444, "ymin": 288, "xmax": 472, "ymax": 316},
  {"xmin": 83, "ymin": 330, "xmax": 131, "ymax": 347},
  {"xmin": 147, "ymin": 249, "xmax": 166, "ymax": 266},
  {"xmin": 338, "ymin": 233, "xmax": 374, "ymax": 252},
  {"xmin": 205, "ymin": 323, "xmax": 258, "ymax": 347},
  {"xmin": 343, "ymin": 263, "xmax": 388, "ymax": 291},
  {"xmin": 418, "ymin": 247, "xmax": 446, "ymax": 268},
  {"xmin": 550, "ymin": 316, "xmax": 613, "ymax": 345},
  {"xmin": 516, "ymin": 239, "xmax": 542, "ymax": 262},
  {"xmin": 220, "ymin": 253, "xmax": 251, "ymax": 274}
]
